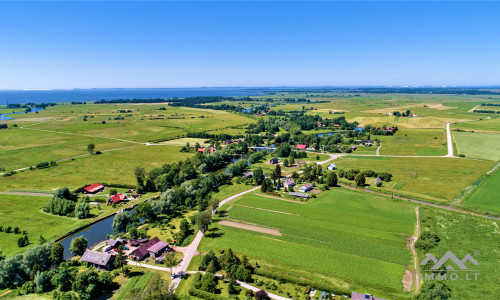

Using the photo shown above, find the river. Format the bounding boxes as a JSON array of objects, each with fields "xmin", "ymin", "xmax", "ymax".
[{"xmin": 0, "ymin": 107, "xmax": 44, "ymax": 121}]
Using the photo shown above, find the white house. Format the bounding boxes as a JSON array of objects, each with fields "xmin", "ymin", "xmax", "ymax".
[{"xmin": 327, "ymin": 163, "xmax": 336, "ymax": 171}]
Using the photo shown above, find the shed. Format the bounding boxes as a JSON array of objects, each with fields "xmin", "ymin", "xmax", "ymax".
[
  {"xmin": 327, "ymin": 163, "xmax": 336, "ymax": 171},
  {"xmin": 288, "ymin": 192, "xmax": 309, "ymax": 199},
  {"xmin": 298, "ymin": 183, "xmax": 313, "ymax": 192}
]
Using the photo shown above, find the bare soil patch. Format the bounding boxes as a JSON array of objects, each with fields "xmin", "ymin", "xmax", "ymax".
[{"xmin": 219, "ymin": 220, "xmax": 282, "ymax": 236}]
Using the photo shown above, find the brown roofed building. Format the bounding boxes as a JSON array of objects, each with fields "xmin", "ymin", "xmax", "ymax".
[
  {"xmin": 80, "ymin": 249, "xmax": 114, "ymax": 270},
  {"xmin": 129, "ymin": 237, "xmax": 160, "ymax": 261}
]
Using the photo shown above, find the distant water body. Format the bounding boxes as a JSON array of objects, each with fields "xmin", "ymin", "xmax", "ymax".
[{"xmin": 0, "ymin": 88, "xmax": 267, "ymax": 104}]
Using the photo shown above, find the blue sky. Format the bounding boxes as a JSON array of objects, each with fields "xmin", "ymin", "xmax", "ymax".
[{"xmin": 0, "ymin": 1, "xmax": 499, "ymax": 89}]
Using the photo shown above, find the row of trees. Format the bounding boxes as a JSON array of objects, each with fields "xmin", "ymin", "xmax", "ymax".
[{"xmin": 43, "ymin": 188, "xmax": 90, "ymax": 219}]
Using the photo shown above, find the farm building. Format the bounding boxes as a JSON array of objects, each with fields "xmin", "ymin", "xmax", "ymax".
[
  {"xmin": 374, "ymin": 178, "xmax": 382, "ymax": 185},
  {"xmin": 327, "ymin": 163, "xmax": 336, "ymax": 170},
  {"xmin": 269, "ymin": 158, "xmax": 279, "ymax": 164},
  {"xmin": 296, "ymin": 144, "xmax": 307, "ymax": 150},
  {"xmin": 129, "ymin": 237, "xmax": 161, "ymax": 261},
  {"xmin": 351, "ymin": 292, "xmax": 386, "ymax": 300},
  {"xmin": 298, "ymin": 183, "xmax": 313, "ymax": 192},
  {"xmin": 283, "ymin": 178, "xmax": 295, "ymax": 189},
  {"xmin": 80, "ymin": 249, "xmax": 114, "ymax": 270},
  {"xmin": 108, "ymin": 193, "xmax": 127, "ymax": 205},
  {"xmin": 288, "ymin": 192, "xmax": 309, "ymax": 199},
  {"xmin": 107, "ymin": 239, "xmax": 124, "ymax": 248},
  {"xmin": 82, "ymin": 183, "xmax": 105, "ymax": 194},
  {"xmin": 147, "ymin": 241, "xmax": 169, "ymax": 258}
]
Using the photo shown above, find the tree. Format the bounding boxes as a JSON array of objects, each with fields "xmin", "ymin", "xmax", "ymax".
[
  {"xmin": 114, "ymin": 246, "xmax": 127, "ymax": 272},
  {"xmin": 112, "ymin": 212, "xmax": 130, "ymax": 233},
  {"xmin": 195, "ymin": 211, "xmax": 212, "ymax": 234},
  {"xmin": 255, "ymin": 289, "xmax": 269, "ymax": 300},
  {"xmin": 179, "ymin": 219, "xmax": 190, "ymax": 237},
  {"xmin": 54, "ymin": 267, "xmax": 73, "ymax": 291},
  {"xmin": 354, "ymin": 172, "xmax": 366, "ymax": 187},
  {"xmin": 54, "ymin": 187, "xmax": 76, "ymax": 200},
  {"xmin": 416, "ymin": 281, "xmax": 451, "ymax": 300},
  {"xmin": 164, "ymin": 253, "xmax": 178, "ymax": 275},
  {"xmin": 38, "ymin": 235, "xmax": 47, "ymax": 245},
  {"xmin": 208, "ymin": 197, "xmax": 220, "ymax": 214},
  {"xmin": 34, "ymin": 271, "xmax": 51, "ymax": 293},
  {"xmin": 17, "ymin": 235, "xmax": 29, "ymax": 247},
  {"xmin": 87, "ymin": 144, "xmax": 95, "ymax": 154},
  {"xmin": 108, "ymin": 188, "xmax": 118, "ymax": 196},
  {"xmin": 272, "ymin": 164, "xmax": 281, "ymax": 184},
  {"xmin": 200, "ymin": 272, "xmax": 217, "ymax": 293},
  {"xmin": 73, "ymin": 268, "xmax": 99, "ymax": 299},
  {"xmin": 326, "ymin": 172, "xmax": 338, "ymax": 187},
  {"xmin": 70, "ymin": 236, "xmax": 88, "ymax": 256},
  {"xmin": 134, "ymin": 167, "xmax": 146, "ymax": 187},
  {"xmin": 253, "ymin": 167, "xmax": 264, "ymax": 184},
  {"xmin": 50, "ymin": 243, "xmax": 65, "ymax": 265},
  {"xmin": 206, "ymin": 260, "xmax": 217, "ymax": 273},
  {"xmin": 75, "ymin": 202, "xmax": 90, "ymax": 219}
]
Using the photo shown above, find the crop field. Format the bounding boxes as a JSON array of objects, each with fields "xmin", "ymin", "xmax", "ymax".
[
  {"xmin": 333, "ymin": 156, "xmax": 495, "ymax": 202},
  {"xmin": 201, "ymin": 189, "xmax": 417, "ymax": 298},
  {"xmin": 0, "ymin": 145, "xmax": 192, "ymax": 191},
  {"xmin": 379, "ymin": 128, "xmax": 446, "ymax": 156},
  {"xmin": 452, "ymin": 131, "xmax": 500, "ymax": 161},
  {"xmin": 417, "ymin": 206, "xmax": 500, "ymax": 299},
  {"xmin": 461, "ymin": 168, "xmax": 500, "ymax": 215},
  {"xmin": 0, "ymin": 194, "xmax": 87, "ymax": 256}
]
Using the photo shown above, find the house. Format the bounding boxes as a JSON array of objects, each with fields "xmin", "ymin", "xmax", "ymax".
[
  {"xmin": 283, "ymin": 178, "xmax": 295, "ymax": 189},
  {"xmin": 327, "ymin": 163, "xmax": 336, "ymax": 171},
  {"xmin": 197, "ymin": 147, "xmax": 205, "ymax": 153},
  {"xmin": 374, "ymin": 178, "xmax": 382, "ymax": 185},
  {"xmin": 288, "ymin": 192, "xmax": 309, "ymax": 199},
  {"xmin": 108, "ymin": 193, "xmax": 127, "ymax": 205},
  {"xmin": 296, "ymin": 144, "xmax": 307, "ymax": 150},
  {"xmin": 351, "ymin": 145, "xmax": 357, "ymax": 150},
  {"xmin": 80, "ymin": 249, "xmax": 114, "ymax": 270},
  {"xmin": 334, "ymin": 124, "xmax": 340, "ymax": 127},
  {"xmin": 298, "ymin": 183, "xmax": 313, "ymax": 192},
  {"xmin": 130, "ymin": 237, "xmax": 160, "ymax": 261},
  {"xmin": 269, "ymin": 158, "xmax": 279, "ymax": 164},
  {"xmin": 351, "ymin": 292, "xmax": 386, "ymax": 300},
  {"xmin": 147, "ymin": 241, "xmax": 169, "ymax": 258},
  {"xmin": 83, "ymin": 183, "xmax": 105, "ymax": 194}
]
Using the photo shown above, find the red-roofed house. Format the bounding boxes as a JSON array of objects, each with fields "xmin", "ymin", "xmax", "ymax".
[
  {"xmin": 108, "ymin": 193, "xmax": 127, "ymax": 205},
  {"xmin": 334, "ymin": 124, "xmax": 340, "ymax": 127},
  {"xmin": 197, "ymin": 147, "xmax": 205, "ymax": 153},
  {"xmin": 296, "ymin": 144, "xmax": 307, "ymax": 150},
  {"xmin": 83, "ymin": 183, "xmax": 105, "ymax": 194}
]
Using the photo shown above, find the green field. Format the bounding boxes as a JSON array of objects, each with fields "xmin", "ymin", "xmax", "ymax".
[
  {"xmin": 0, "ymin": 145, "xmax": 192, "ymax": 191},
  {"xmin": 452, "ymin": 131, "xmax": 500, "ymax": 161},
  {"xmin": 461, "ymin": 167, "xmax": 500, "ymax": 215},
  {"xmin": 0, "ymin": 194, "xmax": 87, "ymax": 256},
  {"xmin": 200, "ymin": 189, "xmax": 417, "ymax": 298},
  {"xmin": 379, "ymin": 128, "xmax": 447, "ymax": 156},
  {"xmin": 417, "ymin": 206, "xmax": 499, "ymax": 299},
  {"xmin": 452, "ymin": 117, "xmax": 500, "ymax": 132},
  {"xmin": 334, "ymin": 156, "xmax": 495, "ymax": 202}
]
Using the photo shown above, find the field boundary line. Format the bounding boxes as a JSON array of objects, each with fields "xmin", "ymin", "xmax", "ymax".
[
  {"xmin": 21, "ymin": 127, "xmax": 144, "ymax": 144},
  {"xmin": 254, "ymin": 193, "xmax": 306, "ymax": 204}
]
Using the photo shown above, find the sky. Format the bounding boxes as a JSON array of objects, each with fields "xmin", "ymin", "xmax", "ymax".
[{"xmin": 0, "ymin": 1, "xmax": 499, "ymax": 89}]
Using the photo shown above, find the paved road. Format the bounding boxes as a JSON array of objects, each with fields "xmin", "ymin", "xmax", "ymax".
[{"xmin": 169, "ymin": 186, "xmax": 261, "ymax": 291}]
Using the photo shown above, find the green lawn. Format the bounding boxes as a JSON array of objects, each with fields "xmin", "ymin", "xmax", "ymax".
[
  {"xmin": 452, "ymin": 131, "xmax": 500, "ymax": 161},
  {"xmin": 461, "ymin": 167, "xmax": 500, "ymax": 215},
  {"xmin": 200, "ymin": 189, "xmax": 417, "ymax": 298},
  {"xmin": 0, "ymin": 194, "xmax": 87, "ymax": 257},
  {"xmin": 334, "ymin": 156, "xmax": 495, "ymax": 202},
  {"xmin": 452, "ymin": 117, "xmax": 500, "ymax": 132}
]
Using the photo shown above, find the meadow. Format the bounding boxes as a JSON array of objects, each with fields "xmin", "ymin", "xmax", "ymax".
[
  {"xmin": 0, "ymin": 145, "xmax": 192, "ymax": 191},
  {"xmin": 333, "ymin": 156, "xmax": 495, "ymax": 202},
  {"xmin": 416, "ymin": 206, "xmax": 500, "ymax": 299},
  {"xmin": 378, "ymin": 128, "xmax": 447, "ymax": 156},
  {"xmin": 451, "ymin": 117, "xmax": 500, "ymax": 132},
  {"xmin": 0, "ymin": 194, "xmax": 87, "ymax": 257},
  {"xmin": 201, "ymin": 189, "xmax": 417, "ymax": 298},
  {"xmin": 452, "ymin": 131, "xmax": 500, "ymax": 161},
  {"xmin": 461, "ymin": 168, "xmax": 500, "ymax": 215}
]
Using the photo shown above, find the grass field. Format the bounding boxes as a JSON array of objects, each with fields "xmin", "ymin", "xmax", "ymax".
[
  {"xmin": 333, "ymin": 156, "xmax": 495, "ymax": 202},
  {"xmin": 379, "ymin": 128, "xmax": 447, "ymax": 156},
  {"xmin": 417, "ymin": 206, "xmax": 500, "ymax": 299},
  {"xmin": 0, "ymin": 194, "xmax": 87, "ymax": 257},
  {"xmin": 200, "ymin": 189, "xmax": 417, "ymax": 298},
  {"xmin": 452, "ymin": 117, "xmax": 500, "ymax": 132},
  {"xmin": 461, "ymin": 167, "xmax": 500, "ymax": 215},
  {"xmin": 452, "ymin": 131, "xmax": 500, "ymax": 161},
  {"xmin": 0, "ymin": 145, "xmax": 192, "ymax": 191}
]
